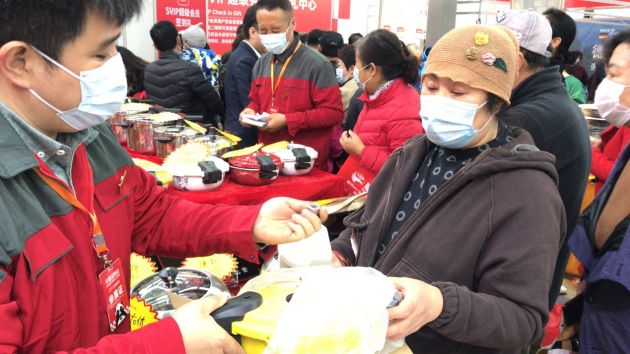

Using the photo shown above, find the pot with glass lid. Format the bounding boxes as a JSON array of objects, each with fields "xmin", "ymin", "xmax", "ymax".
[
  {"xmin": 130, "ymin": 267, "xmax": 231, "ymax": 320},
  {"xmin": 153, "ymin": 117, "xmax": 204, "ymax": 159}
]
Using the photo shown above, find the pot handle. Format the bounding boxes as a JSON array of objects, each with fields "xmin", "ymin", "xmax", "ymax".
[
  {"xmin": 113, "ymin": 122, "xmax": 133, "ymax": 129},
  {"xmin": 148, "ymin": 106, "xmax": 182, "ymax": 115},
  {"xmin": 210, "ymin": 291, "xmax": 263, "ymax": 341},
  {"xmin": 198, "ymin": 161, "xmax": 223, "ymax": 184},
  {"xmin": 184, "ymin": 115, "xmax": 203, "ymax": 123},
  {"xmin": 128, "ymin": 98, "xmax": 154, "ymax": 104},
  {"xmin": 255, "ymin": 155, "xmax": 277, "ymax": 173},
  {"xmin": 154, "ymin": 137, "xmax": 174, "ymax": 144},
  {"xmin": 291, "ymin": 147, "xmax": 311, "ymax": 170}
]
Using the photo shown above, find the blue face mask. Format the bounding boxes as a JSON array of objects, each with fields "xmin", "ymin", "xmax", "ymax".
[
  {"xmin": 29, "ymin": 47, "xmax": 127, "ymax": 131},
  {"xmin": 260, "ymin": 21, "xmax": 294, "ymax": 55},
  {"xmin": 420, "ymin": 95, "xmax": 493, "ymax": 149},
  {"xmin": 336, "ymin": 68, "xmax": 351, "ymax": 85},
  {"xmin": 353, "ymin": 64, "xmax": 373, "ymax": 91}
]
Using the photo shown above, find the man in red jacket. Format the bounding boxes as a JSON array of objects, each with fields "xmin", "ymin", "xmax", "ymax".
[
  {"xmin": 239, "ymin": 0, "xmax": 344, "ymax": 171},
  {"xmin": 0, "ymin": 1, "xmax": 326, "ymax": 353}
]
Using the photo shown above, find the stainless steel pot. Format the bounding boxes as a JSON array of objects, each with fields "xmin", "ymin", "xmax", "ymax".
[
  {"xmin": 130, "ymin": 267, "xmax": 231, "ymax": 319},
  {"xmin": 108, "ymin": 100, "xmax": 153, "ymax": 143},
  {"xmin": 114, "ymin": 108, "xmax": 182, "ymax": 152},
  {"xmin": 188, "ymin": 125, "xmax": 237, "ymax": 157},
  {"xmin": 153, "ymin": 117, "xmax": 204, "ymax": 159}
]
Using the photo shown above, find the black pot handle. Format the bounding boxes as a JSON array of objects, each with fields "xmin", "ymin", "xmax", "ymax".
[
  {"xmin": 148, "ymin": 106, "xmax": 182, "ymax": 115},
  {"xmin": 210, "ymin": 291, "xmax": 264, "ymax": 344},
  {"xmin": 256, "ymin": 155, "xmax": 277, "ymax": 173},
  {"xmin": 128, "ymin": 98, "xmax": 154, "ymax": 104},
  {"xmin": 198, "ymin": 161, "xmax": 223, "ymax": 184},
  {"xmin": 291, "ymin": 148, "xmax": 311, "ymax": 170},
  {"xmin": 154, "ymin": 137, "xmax": 174, "ymax": 144},
  {"xmin": 184, "ymin": 115, "xmax": 203, "ymax": 123},
  {"xmin": 113, "ymin": 122, "xmax": 133, "ymax": 129}
]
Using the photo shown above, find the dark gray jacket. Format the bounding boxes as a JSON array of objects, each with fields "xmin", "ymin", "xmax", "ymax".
[
  {"xmin": 332, "ymin": 128, "xmax": 566, "ymax": 353},
  {"xmin": 144, "ymin": 51, "xmax": 223, "ymax": 125}
]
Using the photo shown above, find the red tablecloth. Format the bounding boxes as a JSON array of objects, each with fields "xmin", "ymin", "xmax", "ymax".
[
  {"xmin": 166, "ymin": 169, "xmax": 344, "ymax": 205},
  {"xmin": 122, "ymin": 144, "xmax": 164, "ymax": 166}
]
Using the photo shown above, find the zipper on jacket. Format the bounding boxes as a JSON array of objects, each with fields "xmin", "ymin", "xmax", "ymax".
[
  {"xmin": 373, "ymin": 148, "xmax": 493, "ymax": 269},
  {"xmin": 366, "ymin": 148, "xmax": 405, "ymax": 266}
]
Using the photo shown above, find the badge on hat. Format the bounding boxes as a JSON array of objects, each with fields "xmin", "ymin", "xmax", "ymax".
[
  {"xmin": 466, "ymin": 47, "xmax": 480, "ymax": 60},
  {"xmin": 475, "ymin": 32, "xmax": 489, "ymax": 46},
  {"xmin": 496, "ymin": 11, "xmax": 507, "ymax": 23}
]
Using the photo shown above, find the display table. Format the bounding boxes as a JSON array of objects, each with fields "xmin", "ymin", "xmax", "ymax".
[
  {"xmin": 166, "ymin": 169, "xmax": 344, "ymax": 205},
  {"xmin": 122, "ymin": 144, "xmax": 164, "ymax": 165}
]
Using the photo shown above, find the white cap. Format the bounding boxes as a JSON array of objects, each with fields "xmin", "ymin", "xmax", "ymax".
[
  {"xmin": 179, "ymin": 22, "xmax": 206, "ymax": 48},
  {"xmin": 491, "ymin": 9, "xmax": 552, "ymax": 57}
]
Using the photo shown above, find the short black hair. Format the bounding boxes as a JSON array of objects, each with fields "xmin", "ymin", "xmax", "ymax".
[
  {"xmin": 520, "ymin": 47, "xmax": 550, "ymax": 71},
  {"xmin": 338, "ymin": 45, "xmax": 356, "ymax": 70},
  {"xmin": 604, "ymin": 29, "xmax": 630, "ymax": 65},
  {"xmin": 308, "ymin": 29, "xmax": 323, "ymax": 45},
  {"xmin": 0, "ymin": 0, "xmax": 142, "ymax": 61},
  {"xmin": 299, "ymin": 32, "xmax": 308, "ymax": 44},
  {"xmin": 255, "ymin": 0, "xmax": 293, "ymax": 22},
  {"xmin": 543, "ymin": 7, "xmax": 576, "ymax": 59},
  {"xmin": 150, "ymin": 21, "xmax": 179, "ymax": 52},
  {"xmin": 242, "ymin": 6, "xmax": 258, "ymax": 40},
  {"xmin": 348, "ymin": 33, "xmax": 363, "ymax": 45}
]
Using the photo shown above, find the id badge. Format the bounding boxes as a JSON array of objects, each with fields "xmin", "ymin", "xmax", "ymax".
[
  {"xmin": 269, "ymin": 106, "xmax": 280, "ymax": 114},
  {"xmin": 99, "ymin": 259, "xmax": 130, "ymax": 332}
]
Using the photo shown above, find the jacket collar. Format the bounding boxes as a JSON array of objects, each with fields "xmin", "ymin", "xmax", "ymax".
[
  {"xmin": 0, "ymin": 108, "xmax": 99, "ymax": 179},
  {"xmin": 510, "ymin": 67, "xmax": 565, "ymax": 106},
  {"xmin": 160, "ymin": 50, "xmax": 180, "ymax": 60},
  {"xmin": 240, "ymin": 41, "xmax": 261, "ymax": 58},
  {"xmin": 359, "ymin": 78, "xmax": 406, "ymax": 108},
  {"xmin": 276, "ymin": 32, "xmax": 301, "ymax": 64}
]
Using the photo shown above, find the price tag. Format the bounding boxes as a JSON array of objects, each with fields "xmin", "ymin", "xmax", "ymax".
[
  {"xmin": 129, "ymin": 296, "xmax": 159, "ymax": 330},
  {"xmin": 182, "ymin": 254, "xmax": 238, "ymax": 281},
  {"xmin": 130, "ymin": 253, "xmax": 157, "ymax": 287}
]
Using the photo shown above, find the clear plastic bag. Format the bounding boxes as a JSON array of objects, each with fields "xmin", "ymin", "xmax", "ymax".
[{"xmin": 262, "ymin": 267, "xmax": 404, "ymax": 354}]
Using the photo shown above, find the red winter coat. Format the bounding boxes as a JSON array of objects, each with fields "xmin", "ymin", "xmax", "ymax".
[
  {"xmin": 591, "ymin": 124, "xmax": 630, "ymax": 194},
  {"xmin": 0, "ymin": 119, "xmax": 262, "ymax": 353},
  {"xmin": 354, "ymin": 78, "xmax": 424, "ymax": 174}
]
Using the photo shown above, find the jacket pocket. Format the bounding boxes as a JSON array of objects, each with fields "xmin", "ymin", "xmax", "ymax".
[
  {"xmin": 94, "ymin": 166, "xmax": 136, "ymax": 212},
  {"xmin": 387, "ymin": 258, "xmax": 436, "ymax": 283},
  {"xmin": 281, "ymin": 82, "xmax": 311, "ymax": 111},
  {"xmin": 23, "ymin": 227, "xmax": 73, "ymax": 281}
]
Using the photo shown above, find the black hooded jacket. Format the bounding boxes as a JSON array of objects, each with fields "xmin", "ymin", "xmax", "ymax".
[{"xmin": 144, "ymin": 51, "xmax": 223, "ymax": 126}]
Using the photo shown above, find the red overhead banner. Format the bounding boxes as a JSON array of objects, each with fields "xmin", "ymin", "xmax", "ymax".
[
  {"xmin": 207, "ymin": 0, "xmax": 333, "ymax": 55},
  {"xmin": 565, "ymin": 0, "xmax": 630, "ymax": 7},
  {"xmin": 156, "ymin": 0, "xmax": 206, "ymax": 32}
]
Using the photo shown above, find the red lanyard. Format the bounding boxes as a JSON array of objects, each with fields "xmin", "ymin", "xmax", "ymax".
[
  {"xmin": 33, "ymin": 167, "xmax": 113, "ymax": 270},
  {"xmin": 270, "ymin": 41, "xmax": 301, "ymax": 107}
]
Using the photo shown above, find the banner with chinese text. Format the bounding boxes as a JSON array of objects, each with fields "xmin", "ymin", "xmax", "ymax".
[{"xmin": 207, "ymin": 0, "xmax": 333, "ymax": 55}]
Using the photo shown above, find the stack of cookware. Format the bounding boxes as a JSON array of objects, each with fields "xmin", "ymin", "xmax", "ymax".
[
  {"xmin": 114, "ymin": 106, "xmax": 183, "ymax": 152},
  {"xmin": 109, "ymin": 98, "xmax": 154, "ymax": 144}
]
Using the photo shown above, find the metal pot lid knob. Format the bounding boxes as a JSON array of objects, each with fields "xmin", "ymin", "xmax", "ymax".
[
  {"xmin": 198, "ymin": 161, "xmax": 223, "ymax": 184},
  {"xmin": 158, "ymin": 267, "xmax": 179, "ymax": 289},
  {"xmin": 291, "ymin": 147, "xmax": 311, "ymax": 170}
]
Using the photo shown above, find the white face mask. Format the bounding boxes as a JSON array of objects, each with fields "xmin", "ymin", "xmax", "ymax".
[
  {"xmin": 353, "ymin": 64, "xmax": 373, "ymax": 91},
  {"xmin": 336, "ymin": 68, "xmax": 352, "ymax": 84},
  {"xmin": 29, "ymin": 47, "xmax": 127, "ymax": 131},
  {"xmin": 260, "ymin": 21, "xmax": 293, "ymax": 55},
  {"xmin": 595, "ymin": 78, "xmax": 630, "ymax": 128},
  {"xmin": 420, "ymin": 95, "xmax": 492, "ymax": 149}
]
